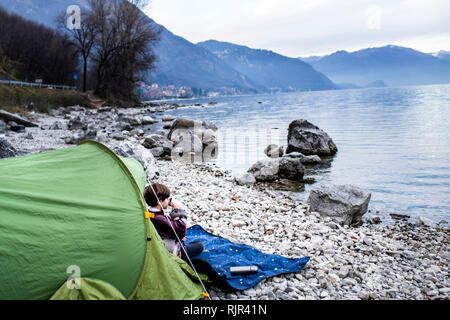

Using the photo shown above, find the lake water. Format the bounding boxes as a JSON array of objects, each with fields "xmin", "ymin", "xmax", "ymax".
[{"xmin": 158, "ymin": 84, "xmax": 450, "ymax": 224}]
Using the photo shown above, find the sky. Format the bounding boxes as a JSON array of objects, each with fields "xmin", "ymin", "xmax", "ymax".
[{"xmin": 144, "ymin": 0, "xmax": 450, "ymax": 58}]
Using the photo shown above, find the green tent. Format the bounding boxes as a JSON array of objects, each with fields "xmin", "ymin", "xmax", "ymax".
[{"xmin": 0, "ymin": 140, "xmax": 206, "ymax": 300}]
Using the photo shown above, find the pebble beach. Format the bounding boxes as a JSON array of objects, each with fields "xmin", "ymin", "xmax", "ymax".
[{"xmin": 2, "ymin": 105, "xmax": 449, "ymax": 300}]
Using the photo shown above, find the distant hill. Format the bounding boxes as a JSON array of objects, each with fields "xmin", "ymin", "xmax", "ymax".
[
  {"xmin": 198, "ymin": 40, "xmax": 338, "ymax": 92},
  {"xmin": 148, "ymin": 25, "xmax": 265, "ymax": 94},
  {"xmin": 300, "ymin": 45, "xmax": 450, "ymax": 87},
  {"xmin": 0, "ymin": 0, "xmax": 264, "ymax": 94},
  {"xmin": 431, "ymin": 50, "xmax": 450, "ymax": 62}
]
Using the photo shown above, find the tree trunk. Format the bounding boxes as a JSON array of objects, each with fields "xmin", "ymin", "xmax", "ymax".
[{"xmin": 83, "ymin": 55, "xmax": 88, "ymax": 92}]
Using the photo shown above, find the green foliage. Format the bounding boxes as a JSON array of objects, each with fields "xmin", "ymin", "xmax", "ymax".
[{"xmin": 0, "ymin": 47, "xmax": 19, "ymax": 79}]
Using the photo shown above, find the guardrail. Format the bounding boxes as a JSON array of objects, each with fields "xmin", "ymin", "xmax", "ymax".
[{"xmin": 0, "ymin": 80, "xmax": 76, "ymax": 90}]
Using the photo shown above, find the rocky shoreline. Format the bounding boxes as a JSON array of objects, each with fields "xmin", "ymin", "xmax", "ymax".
[{"xmin": 1, "ymin": 104, "xmax": 449, "ymax": 300}]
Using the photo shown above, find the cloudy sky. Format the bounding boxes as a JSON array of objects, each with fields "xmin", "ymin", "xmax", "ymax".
[{"xmin": 144, "ymin": 0, "xmax": 450, "ymax": 58}]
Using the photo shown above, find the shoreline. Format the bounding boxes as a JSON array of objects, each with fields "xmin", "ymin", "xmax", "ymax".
[{"xmin": 1, "ymin": 104, "xmax": 449, "ymax": 300}]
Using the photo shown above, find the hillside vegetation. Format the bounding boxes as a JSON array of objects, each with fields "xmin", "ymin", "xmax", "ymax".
[{"xmin": 0, "ymin": 84, "xmax": 91, "ymax": 114}]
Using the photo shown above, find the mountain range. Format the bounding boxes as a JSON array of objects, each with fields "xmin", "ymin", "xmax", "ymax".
[
  {"xmin": 0, "ymin": 0, "xmax": 336, "ymax": 94},
  {"xmin": 197, "ymin": 40, "xmax": 338, "ymax": 92},
  {"xmin": 300, "ymin": 45, "xmax": 450, "ymax": 87},
  {"xmin": 2, "ymin": 0, "xmax": 450, "ymax": 93}
]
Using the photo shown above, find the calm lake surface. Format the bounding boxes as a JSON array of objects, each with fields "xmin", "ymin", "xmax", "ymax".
[{"xmin": 159, "ymin": 84, "xmax": 450, "ymax": 224}]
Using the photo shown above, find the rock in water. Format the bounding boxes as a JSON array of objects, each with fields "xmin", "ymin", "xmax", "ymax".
[
  {"xmin": 282, "ymin": 152, "xmax": 304, "ymax": 159},
  {"xmin": 248, "ymin": 157, "xmax": 304, "ymax": 181},
  {"xmin": 264, "ymin": 144, "xmax": 284, "ymax": 158},
  {"xmin": 286, "ymin": 119, "xmax": 337, "ymax": 156},
  {"xmin": 307, "ymin": 184, "xmax": 371, "ymax": 226},
  {"xmin": 300, "ymin": 155, "xmax": 322, "ymax": 164},
  {"xmin": 0, "ymin": 138, "xmax": 17, "ymax": 159},
  {"xmin": 162, "ymin": 115, "xmax": 175, "ymax": 122}
]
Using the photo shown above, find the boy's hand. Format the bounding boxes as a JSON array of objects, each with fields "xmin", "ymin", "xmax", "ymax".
[
  {"xmin": 181, "ymin": 237, "xmax": 186, "ymax": 242},
  {"xmin": 173, "ymin": 217, "xmax": 180, "ymax": 221}
]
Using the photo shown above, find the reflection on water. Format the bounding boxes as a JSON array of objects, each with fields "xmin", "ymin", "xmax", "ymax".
[{"xmin": 162, "ymin": 84, "xmax": 450, "ymax": 224}]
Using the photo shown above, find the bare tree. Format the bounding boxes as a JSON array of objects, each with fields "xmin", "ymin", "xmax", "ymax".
[{"xmin": 90, "ymin": 0, "xmax": 160, "ymax": 101}]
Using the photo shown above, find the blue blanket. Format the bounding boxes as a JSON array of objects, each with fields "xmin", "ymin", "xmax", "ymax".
[{"xmin": 185, "ymin": 225, "xmax": 310, "ymax": 291}]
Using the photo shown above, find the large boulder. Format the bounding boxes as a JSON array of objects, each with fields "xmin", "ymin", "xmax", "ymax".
[
  {"xmin": 111, "ymin": 141, "xmax": 158, "ymax": 182},
  {"xmin": 0, "ymin": 110, "xmax": 38, "ymax": 127},
  {"xmin": 0, "ymin": 138, "xmax": 17, "ymax": 159},
  {"xmin": 286, "ymin": 120, "xmax": 337, "ymax": 156},
  {"xmin": 235, "ymin": 172, "xmax": 256, "ymax": 186},
  {"xmin": 307, "ymin": 184, "xmax": 371, "ymax": 226},
  {"xmin": 247, "ymin": 157, "xmax": 305, "ymax": 182}
]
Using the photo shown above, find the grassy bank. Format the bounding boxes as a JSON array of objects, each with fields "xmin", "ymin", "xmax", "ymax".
[{"xmin": 0, "ymin": 84, "xmax": 91, "ymax": 113}]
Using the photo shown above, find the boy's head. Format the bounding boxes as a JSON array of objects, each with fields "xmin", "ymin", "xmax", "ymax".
[{"xmin": 144, "ymin": 183, "xmax": 171, "ymax": 208}]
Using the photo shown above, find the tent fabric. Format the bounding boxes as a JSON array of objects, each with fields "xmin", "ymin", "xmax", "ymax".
[
  {"xmin": 0, "ymin": 140, "xmax": 204, "ymax": 300},
  {"xmin": 50, "ymin": 278, "xmax": 126, "ymax": 300},
  {"xmin": 185, "ymin": 225, "xmax": 310, "ymax": 291},
  {"xmin": 129, "ymin": 222, "xmax": 208, "ymax": 300}
]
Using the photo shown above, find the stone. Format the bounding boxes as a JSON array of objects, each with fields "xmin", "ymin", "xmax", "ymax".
[
  {"xmin": 149, "ymin": 147, "xmax": 165, "ymax": 157},
  {"xmin": 307, "ymin": 184, "xmax": 371, "ymax": 226},
  {"xmin": 49, "ymin": 121, "xmax": 66, "ymax": 130},
  {"xmin": 8, "ymin": 122, "xmax": 25, "ymax": 133},
  {"xmin": 264, "ymin": 144, "xmax": 284, "ymax": 158},
  {"xmin": 300, "ymin": 155, "xmax": 322, "ymax": 164},
  {"xmin": 117, "ymin": 114, "xmax": 141, "ymax": 126},
  {"xmin": 235, "ymin": 173, "xmax": 256, "ymax": 186},
  {"xmin": 142, "ymin": 134, "xmax": 173, "ymax": 156},
  {"xmin": 201, "ymin": 129, "xmax": 217, "ymax": 146},
  {"xmin": 0, "ymin": 119, "xmax": 7, "ymax": 133},
  {"xmin": 338, "ymin": 266, "xmax": 352, "ymax": 278},
  {"xmin": 111, "ymin": 141, "xmax": 157, "ymax": 181},
  {"xmin": 68, "ymin": 116, "xmax": 87, "ymax": 130},
  {"xmin": 247, "ymin": 157, "xmax": 305, "ymax": 182},
  {"xmin": 115, "ymin": 121, "xmax": 132, "ymax": 131},
  {"xmin": 64, "ymin": 130, "xmax": 86, "ymax": 145},
  {"xmin": 111, "ymin": 132, "xmax": 126, "ymax": 141},
  {"xmin": 0, "ymin": 110, "xmax": 38, "ymax": 127},
  {"xmin": 172, "ymin": 134, "xmax": 203, "ymax": 155},
  {"xmin": 0, "ymin": 138, "xmax": 17, "ymax": 159},
  {"xmin": 286, "ymin": 119, "xmax": 338, "ymax": 156},
  {"xmin": 141, "ymin": 116, "xmax": 158, "ymax": 125},
  {"xmin": 202, "ymin": 120, "xmax": 218, "ymax": 131},
  {"xmin": 283, "ymin": 152, "xmax": 305, "ymax": 159},
  {"xmin": 232, "ymin": 219, "xmax": 246, "ymax": 227},
  {"xmin": 130, "ymin": 128, "xmax": 144, "ymax": 137},
  {"xmin": 162, "ymin": 115, "xmax": 175, "ymax": 122}
]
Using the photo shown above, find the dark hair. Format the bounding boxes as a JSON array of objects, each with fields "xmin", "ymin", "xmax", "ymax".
[{"xmin": 144, "ymin": 183, "xmax": 171, "ymax": 207}]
